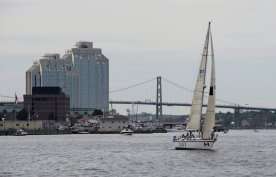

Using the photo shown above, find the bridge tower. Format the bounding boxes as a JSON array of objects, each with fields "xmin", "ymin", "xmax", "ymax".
[
  {"xmin": 234, "ymin": 106, "xmax": 240, "ymax": 128},
  {"xmin": 156, "ymin": 76, "xmax": 163, "ymax": 124}
]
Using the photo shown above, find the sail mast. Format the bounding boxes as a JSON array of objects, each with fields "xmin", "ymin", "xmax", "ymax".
[
  {"xmin": 186, "ymin": 22, "xmax": 211, "ymax": 131},
  {"xmin": 202, "ymin": 25, "xmax": 216, "ymax": 139}
]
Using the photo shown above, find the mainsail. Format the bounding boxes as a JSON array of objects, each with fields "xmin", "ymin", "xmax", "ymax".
[
  {"xmin": 202, "ymin": 30, "xmax": 216, "ymax": 139},
  {"xmin": 186, "ymin": 23, "xmax": 211, "ymax": 130}
]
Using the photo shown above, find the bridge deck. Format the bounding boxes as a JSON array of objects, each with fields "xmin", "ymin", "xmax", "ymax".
[{"xmin": 109, "ymin": 101, "xmax": 276, "ymax": 112}]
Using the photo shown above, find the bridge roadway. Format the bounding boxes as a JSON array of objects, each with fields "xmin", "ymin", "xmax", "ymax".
[
  {"xmin": 109, "ymin": 101, "xmax": 276, "ymax": 112},
  {"xmin": 1, "ymin": 101, "xmax": 276, "ymax": 112}
]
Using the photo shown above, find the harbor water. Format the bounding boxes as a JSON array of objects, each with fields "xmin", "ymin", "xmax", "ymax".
[{"xmin": 0, "ymin": 130, "xmax": 276, "ymax": 177}]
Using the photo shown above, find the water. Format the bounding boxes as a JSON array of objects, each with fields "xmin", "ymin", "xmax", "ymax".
[{"xmin": 0, "ymin": 130, "xmax": 276, "ymax": 177}]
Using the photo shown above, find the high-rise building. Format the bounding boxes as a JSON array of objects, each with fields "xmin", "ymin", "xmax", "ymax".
[
  {"xmin": 26, "ymin": 41, "xmax": 109, "ymax": 111},
  {"xmin": 38, "ymin": 53, "xmax": 80, "ymax": 108},
  {"xmin": 26, "ymin": 61, "xmax": 41, "ymax": 95},
  {"xmin": 64, "ymin": 41, "xmax": 109, "ymax": 110}
]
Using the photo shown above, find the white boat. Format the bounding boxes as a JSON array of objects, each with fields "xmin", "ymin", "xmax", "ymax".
[
  {"xmin": 15, "ymin": 129, "xmax": 28, "ymax": 136},
  {"xmin": 173, "ymin": 22, "xmax": 218, "ymax": 150},
  {"xmin": 71, "ymin": 123, "xmax": 97, "ymax": 134},
  {"xmin": 120, "ymin": 128, "xmax": 134, "ymax": 135},
  {"xmin": 166, "ymin": 125, "xmax": 186, "ymax": 132}
]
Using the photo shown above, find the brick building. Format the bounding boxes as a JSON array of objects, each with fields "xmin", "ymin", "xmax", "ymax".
[{"xmin": 24, "ymin": 87, "xmax": 69, "ymax": 122}]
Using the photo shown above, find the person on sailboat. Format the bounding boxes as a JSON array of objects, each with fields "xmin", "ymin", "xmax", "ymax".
[
  {"xmin": 185, "ymin": 132, "xmax": 189, "ymax": 138},
  {"xmin": 211, "ymin": 130, "xmax": 215, "ymax": 139},
  {"xmin": 173, "ymin": 22, "xmax": 218, "ymax": 150}
]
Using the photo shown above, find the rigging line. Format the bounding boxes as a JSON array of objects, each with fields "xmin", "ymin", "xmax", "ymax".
[
  {"xmin": 109, "ymin": 77, "xmax": 156, "ymax": 94},
  {"xmin": 162, "ymin": 77, "xmax": 238, "ymax": 106}
]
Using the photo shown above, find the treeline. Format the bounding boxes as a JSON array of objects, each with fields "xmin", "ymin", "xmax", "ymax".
[{"xmin": 216, "ymin": 110, "xmax": 276, "ymax": 129}]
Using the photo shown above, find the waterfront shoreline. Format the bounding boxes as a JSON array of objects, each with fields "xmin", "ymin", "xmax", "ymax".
[{"xmin": 0, "ymin": 129, "xmax": 168, "ymax": 136}]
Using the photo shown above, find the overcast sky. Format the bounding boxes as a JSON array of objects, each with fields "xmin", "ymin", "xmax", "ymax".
[{"xmin": 1, "ymin": 0, "xmax": 275, "ymax": 114}]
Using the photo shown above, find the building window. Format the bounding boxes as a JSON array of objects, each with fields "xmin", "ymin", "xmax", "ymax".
[
  {"xmin": 16, "ymin": 124, "xmax": 20, "ymax": 126},
  {"xmin": 0, "ymin": 124, "xmax": 3, "ymax": 127},
  {"xmin": 112, "ymin": 121, "xmax": 114, "ymax": 124}
]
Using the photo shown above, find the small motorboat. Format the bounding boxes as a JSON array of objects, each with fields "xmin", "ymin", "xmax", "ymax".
[
  {"xmin": 120, "ymin": 128, "xmax": 134, "ymax": 135},
  {"xmin": 166, "ymin": 125, "xmax": 186, "ymax": 133},
  {"xmin": 15, "ymin": 129, "xmax": 28, "ymax": 136}
]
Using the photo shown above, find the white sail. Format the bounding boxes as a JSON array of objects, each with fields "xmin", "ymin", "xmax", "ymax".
[
  {"xmin": 173, "ymin": 22, "xmax": 219, "ymax": 150},
  {"xmin": 202, "ymin": 30, "xmax": 216, "ymax": 139},
  {"xmin": 186, "ymin": 23, "xmax": 211, "ymax": 130}
]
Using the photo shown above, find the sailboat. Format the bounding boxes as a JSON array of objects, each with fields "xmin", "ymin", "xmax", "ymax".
[{"xmin": 173, "ymin": 22, "xmax": 218, "ymax": 150}]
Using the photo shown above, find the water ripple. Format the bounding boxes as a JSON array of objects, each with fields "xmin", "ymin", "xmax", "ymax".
[{"xmin": 0, "ymin": 130, "xmax": 276, "ymax": 177}]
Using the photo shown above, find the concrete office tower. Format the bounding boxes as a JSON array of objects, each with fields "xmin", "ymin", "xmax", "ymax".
[
  {"xmin": 26, "ymin": 54, "xmax": 80, "ymax": 108},
  {"xmin": 26, "ymin": 41, "xmax": 109, "ymax": 111},
  {"xmin": 26, "ymin": 61, "xmax": 41, "ymax": 95},
  {"xmin": 39, "ymin": 54, "xmax": 80, "ymax": 108},
  {"xmin": 64, "ymin": 41, "xmax": 109, "ymax": 111},
  {"xmin": 39, "ymin": 54, "xmax": 65, "ymax": 87}
]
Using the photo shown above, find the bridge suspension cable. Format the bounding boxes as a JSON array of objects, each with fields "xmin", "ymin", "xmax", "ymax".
[
  {"xmin": 109, "ymin": 77, "xmax": 156, "ymax": 94},
  {"xmin": 162, "ymin": 77, "xmax": 239, "ymax": 106}
]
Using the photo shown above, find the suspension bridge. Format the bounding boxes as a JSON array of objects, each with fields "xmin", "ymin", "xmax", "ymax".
[
  {"xmin": 1, "ymin": 76, "xmax": 276, "ymax": 119},
  {"xmin": 108, "ymin": 76, "xmax": 276, "ymax": 122},
  {"xmin": 70, "ymin": 76, "xmax": 276, "ymax": 122}
]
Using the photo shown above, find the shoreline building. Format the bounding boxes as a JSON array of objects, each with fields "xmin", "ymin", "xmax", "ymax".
[
  {"xmin": 24, "ymin": 87, "xmax": 70, "ymax": 122},
  {"xmin": 26, "ymin": 41, "xmax": 109, "ymax": 111}
]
